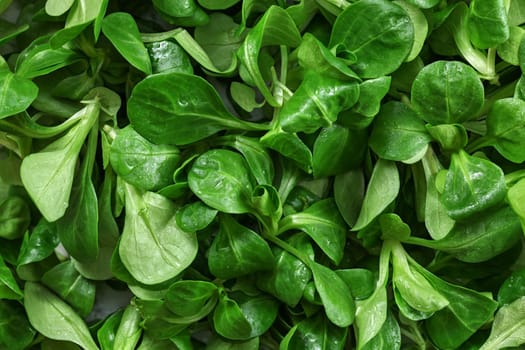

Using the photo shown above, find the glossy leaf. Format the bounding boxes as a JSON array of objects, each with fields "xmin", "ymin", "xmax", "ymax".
[
  {"xmin": 311, "ymin": 262, "xmax": 355, "ymax": 327},
  {"xmin": 208, "ymin": 214, "xmax": 274, "ymax": 279},
  {"xmin": 257, "ymin": 234, "xmax": 313, "ymax": 307},
  {"xmin": 281, "ymin": 313, "xmax": 348, "ymax": 350},
  {"xmin": 0, "ymin": 64, "xmax": 38, "ymax": 120},
  {"xmin": 369, "ymin": 101, "xmax": 431, "ymax": 163},
  {"xmin": 391, "ymin": 243, "xmax": 449, "ymax": 314},
  {"xmin": 56, "ymin": 127, "xmax": 99, "ymax": 263},
  {"xmin": 479, "ymin": 296, "xmax": 525, "ymax": 350},
  {"xmin": 411, "ymin": 60, "xmax": 484, "ymax": 125},
  {"xmin": 24, "ymin": 282, "xmax": 98, "ymax": 350},
  {"xmin": 419, "ymin": 269, "xmax": 498, "ymax": 350},
  {"xmin": 213, "ymin": 295, "xmax": 252, "ymax": 340},
  {"xmin": 0, "ymin": 195, "xmax": 30, "ymax": 240},
  {"xmin": 467, "ymin": 0, "xmax": 509, "ymax": 49},
  {"xmin": 237, "ymin": 6, "xmax": 301, "ymax": 106},
  {"xmin": 407, "ymin": 205, "xmax": 522, "ymax": 263},
  {"xmin": 361, "ymin": 312, "xmax": 401, "ymax": 350},
  {"xmin": 329, "ymin": 0, "xmax": 414, "ymax": 78},
  {"xmin": 128, "ymin": 73, "xmax": 266, "ymax": 145},
  {"xmin": 188, "ymin": 149, "xmax": 254, "ymax": 214},
  {"xmin": 165, "ymin": 280, "xmax": 218, "ymax": 317},
  {"xmin": 41, "ymin": 261, "xmax": 95, "ymax": 317},
  {"xmin": 113, "ymin": 304, "xmax": 142, "ymax": 350},
  {"xmin": 352, "ymin": 159, "xmax": 400, "ymax": 231},
  {"xmin": 102, "ymin": 12, "xmax": 151, "ymax": 75},
  {"xmin": 217, "ymin": 135, "xmax": 274, "ymax": 185},
  {"xmin": 194, "ymin": 13, "xmax": 243, "ymax": 72},
  {"xmin": 176, "ymin": 201, "xmax": 217, "ymax": 232},
  {"xmin": 334, "ymin": 169, "xmax": 365, "ymax": 227},
  {"xmin": 119, "ymin": 183, "xmax": 198, "ymax": 284},
  {"xmin": 45, "ymin": 0, "xmax": 75, "ymax": 16},
  {"xmin": 0, "ymin": 255, "xmax": 22, "ymax": 299},
  {"xmin": 110, "ymin": 125, "xmax": 181, "ymax": 191},
  {"xmin": 440, "ymin": 150, "xmax": 506, "ymax": 220},
  {"xmin": 279, "ymin": 199, "xmax": 347, "ymax": 264},
  {"xmin": 0, "ymin": 300, "xmax": 35, "ymax": 350},
  {"xmin": 20, "ymin": 103, "xmax": 99, "ymax": 222},
  {"xmin": 483, "ymin": 97, "xmax": 525, "ymax": 163},
  {"xmin": 279, "ymin": 71, "xmax": 359, "ymax": 134},
  {"xmin": 146, "ymin": 40, "xmax": 193, "ymax": 75},
  {"xmin": 498, "ymin": 268, "xmax": 525, "ymax": 306}
]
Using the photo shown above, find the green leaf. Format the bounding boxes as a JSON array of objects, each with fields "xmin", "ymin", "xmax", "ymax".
[
  {"xmin": 361, "ymin": 311, "xmax": 401, "ymax": 350},
  {"xmin": 237, "ymin": 5, "xmax": 301, "ymax": 106},
  {"xmin": 0, "ymin": 255, "xmax": 22, "ymax": 299},
  {"xmin": 165, "ymin": 280, "xmax": 218, "ymax": 317},
  {"xmin": 391, "ymin": 242, "xmax": 449, "ymax": 314},
  {"xmin": 146, "ymin": 40, "xmax": 193, "ymax": 75},
  {"xmin": 508, "ymin": 177, "xmax": 525, "ymax": 232},
  {"xmin": 128, "ymin": 73, "xmax": 266, "ymax": 146},
  {"xmin": 20, "ymin": 103, "xmax": 99, "ymax": 222},
  {"xmin": 24, "ymin": 282, "xmax": 99, "ymax": 350},
  {"xmin": 97, "ymin": 309, "xmax": 123, "ymax": 350},
  {"xmin": 102, "ymin": 12, "xmax": 152, "ymax": 75},
  {"xmin": 113, "ymin": 304, "xmax": 142, "ymax": 350},
  {"xmin": 176, "ymin": 201, "xmax": 217, "ymax": 232},
  {"xmin": 194, "ymin": 13, "xmax": 243, "ymax": 72},
  {"xmin": 56, "ymin": 127, "xmax": 99, "ymax": 263},
  {"xmin": 352, "ymin": 159, "xmax": 400, "ymax": 231},
  {"xmin": 0, "ymin": 300, "xmax": 35, "ymax": 350},
  {"xmin": 0, "ymin": 68, "xmax": 38, "ymax": 120},
  {"xmin": 119, "ymin": 183, "xmax": 198, "ymax": 284},
  {"xmin": 467, "ymin": 0, "xmax": 509, "ymax": 49},
  {"xmin": 45, "ymin": 0, "xmax": 75, "ymax": 16},
  {"xmin": 311, "ymin": 262, "xmax": 356, "ymax": 327},
  {"xmin": 423, "ymin": 274, "xmax": 498, "ymax": 349},
  {"xmin": 188, "ymin": 149, "xmax": 254, "ymax": 214},
  {"xmin": 479, "ymin": 296, "xmax": 525, "ymax": 350},
  {"xmin": 329, "ymin": 0, "xmax": 414, "ymax": 78},
  {"xmin": 369, "ymin": 101, "xmax": 432, "ymax": 163},
  {"xmin": 279, "ymin": 71, "xmax": 359, "ymax": 134},
  {"xmin": 257, "ymin": 234, "xmax": 313, "ymax": 307},
  {"xmin": 41, "ymin": 261, "xmax": 96, "ymax": 318},
  {"xmin": 217, "ymin": 135, "xmax": 274, "ymax": 185},
  {"xmin": 440, "ymin": 150, "xmax": 506, "ymax": 220},
  {"xmin": 411, "ymin": 60, "xmax": 484, "ymax": 125},
  {"xmin": 407, "ymin": 205, "xmax": 522, "ymax": 263},
  {"xmin": 298, "ymin": 33, "xmax": 360, "ymax": 81},
  {"xmin": 279, "ymin": 199, "xmax": 347, "ymax": 264},
  {"xmin": 0, "ymin": 196, "xmax": 30, "ymax": 240},
  {"xmin": 334, "ymin": 169, "xmax": 365, "ymax": 227},
  {"xmin": 213, "ymin": 295, "xmax": 252, "ymax": 340},
  {"xmin": 110, "ymin": 125, "xmax": 181, "ymax": 191},
  {"xmin": 281, "ymin": 313, "xmax": 348, "ymax": 350},
  {"xmin": 482, "ymin": 97, "xmax": 525, "ymax": 163},
  {"xmin": 208, "ymin": 214, "xmax": 274, "ymax": 279},
  {"xmin": 498, "ymin": 268, "xmax": 525, "ymax": 305}
]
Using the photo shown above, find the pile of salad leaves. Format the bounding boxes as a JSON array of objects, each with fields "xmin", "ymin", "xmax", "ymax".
[{"xmin": 1, "ymin": 0, "xmax": 525, "ymax": 349}]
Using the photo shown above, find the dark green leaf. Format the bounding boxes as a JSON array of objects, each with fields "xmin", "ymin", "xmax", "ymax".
[
  {"xmin": 188, "ymin": 149, "xmax": 254, "ymax": 214},
  {"xmin": 411, "ymin": 60, "xmax": 484, "ymax": 125},
  {"xmin": 208, "ymin": 214, "xmax": 274, "ymax": 279},
  {"xmin": 329, "ymin": 0, "xmax": 414, "ymax": 78},
  {"xmin": 440, "ymin": 150, "xmax": 506, "ymax": 220},
  {"xmin": 128, "ymin": 73, "xmax": 266, "ymax": 145}
]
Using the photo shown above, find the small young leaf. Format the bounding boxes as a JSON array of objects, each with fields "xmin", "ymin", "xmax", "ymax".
[{"xmin": 353, "ymin": 159, "xmax": 400, "ymax": 231}]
